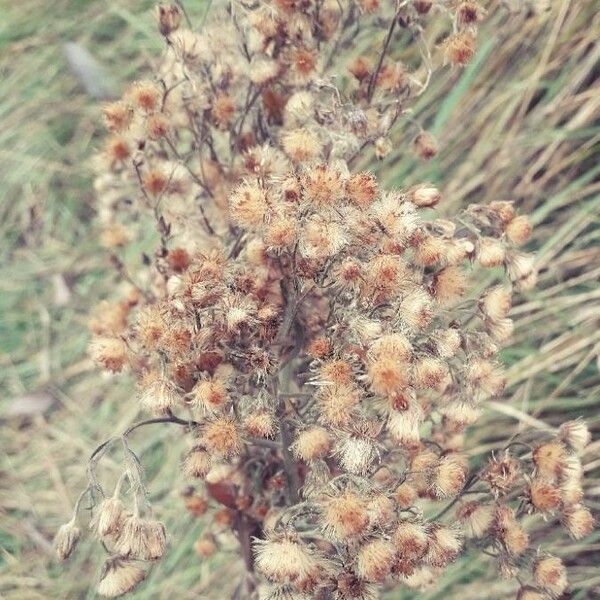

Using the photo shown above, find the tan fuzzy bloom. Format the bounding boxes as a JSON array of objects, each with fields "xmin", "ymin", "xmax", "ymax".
[
  {"xmin": 103, "ymin": 101, "xmax": 133, "ymax": 132},
  {"xmin": 284, "ymin": 91, "xmax": 314, "ymax": 125},
  {"xmin": 146, "ymin": 112, "xmax": 170, "ymax": 139},
  {"xmin": 264, "ymin": 217, "xmax": 298, "ymax": 249},
  {"xmin": 290, "ymin": 47, "xmax": 317, "ymax": 77},
  {"xmin": 194, "ymin": 536, "xmax": 217, "ymax": 558},
  {"xmin": 433, "ymin": 328, "xmax": 462, "ymax": 358},
  {"xmin": 495, "ymin": 506, "xmax": 528, "ymax": 556},
  {"xmin": 399, "ymin": 287, "xmax": 434, "ymax": 330},
  {"xmin": 321, "ymin": 491, "xmax": 369, "ymax": 540},
  {"xmin": 558, "ymin": 420, "xmax": 591, "ymax": 453},
  {"xmin": 444, "ymin": 32, "xmax": 476, "ymax": 66},
  {"xmin": 533, "ymin": 441, "xmax": 567, "ymax": 482},
  {"xmin": 506, "ymin": 251, "xmax": 536, "ymax": 284},
  {"xmin": 346, "ymin": 172, "xmax": 378, "ymax": 207},
  {"xmin": 413, "ymin": 131, "xmax": 438, "ymax": 160},
  {"xmin": 116, "ymin": 515, "xmax": 167, "ymax": 560},
  {"xmin": 488, "ymin": 200, "xmax": 516, "ymax": 224},
  {"xmin": 319, "ymin": 359, "xmax": 354, "ymax": 386},
  {"xmin": 387, "ymin": 405, "xmax": 423, "ymax": 447},
  {"xmin": 408, "ymin": 183, "xmax": 441, "ymax": 208},
  {"xmin": 486, "ymin": 317, "xmax": 514, "ymax": 343},
  {"xmin": 293, "ymin": 427, "xmax": 332, "ymax": 461},
  {"xmin": 368, "ymin": 355, "xmax": 411, "ymax": 396},
  {"xmin": 456, "ymin": 501, "xmax": 494, "ymax": 538},
  {"xmin": 89, "ymin": 336, "xmax": 128, "ymax": 373},
  {"xmin": 128, "ymin": 81, "xmax": 161, "ymax": 112},
  {"xmin": 505, "ymin": 215, "xmax": 532, "ymax": 246},
  {"xmin": 409, "ymin": 449, "xmax": 438, "ymax": 494},
  {"xmin": 202, "ymin": 417, "xmax": 242, "ymax": 457},
  {"xmin": 425, "ymin": 524, "xmax": 462, "ymax": 566},
  {"xmin": 229, "ymin": 180, "xmax": 269, "ymax": 229},
  {"xmin": 481, "ymin": 286, "xmax": 512, "ymax": 320},
  {"xmin": 97, "ymin": 557, "xmax": 146, "ymax": 598},
  {"xmin": 457, "ymin": 1, "xmax": 484, "ymax": 26},
  {"xmin": 560, "ymin": 464, "xmax": 584, "ymax": 506},
  {"xmin": 529, "ymin": 477, "xmax": 562, "ymax": 513},
  {"xmin": 430, "ymin": 453, "xmax": 468, "ymax": 498},
  {"xmin": 143, "ymin": 168, "xmax": 169, "ymax": 197},
  {"xmin": 317, "ymin": 384, "xmax": 360, "ymax": 427},
  {"xmin": 370, "ymin": 333, "xmax": 413, "ymax": 362},
  {"xmin": 244, "ymin": 411, "xmax": 277, "ymax": 439},
  {"xmin": 211, "ymin": 93, "xmax": 236, "ymax": 129},
  {"xmin": 562, "ymin": 504, "xmax": 594, "ymax": 539},
  {"xmin": 466, "ymin": 358, "xmax": 505, "ymax": 397},
  {"xmin": 182, "ymin": 446, "xmax": 212, "ymax": 478},
  {"xmin": 307, "ymin": 337, "xmax": 333, "ymax": 359},
  {"xmin": 394, "ymin": 482, "xmax": 417, "ymax": 509},
  {"xmin": 414, "ymin": 357, "xmax": 449, "ymax": 391},
  {"xmin": 476, "ymin": 237, "xmax": 506, "ymax": 267},
  {"xmin": 281, "ymin": 128, "xmax": 321, "ymax": 163},
  {"xmin": 393, "ymin": 521, "xmax": 428, "ymax": 561},
  {"xmin": 367, "ymin": 494, "xmax": 395, "ymax": 527},
  {"xmin": 482, "ymin": 452, "xmax": 520, "ymax": 494},
  {"xmin": 303, "ymin": 165, "xmax": 346, "ymax": 206},
  {"xmin": 91, "ymin": 497, "xmax": 127, "ymax": 538},
  {"xmin": 254, "ymin": 534, "xmax": 321, "ymax": 584},
  {"xmin": 246, "ymin": 238, "xmax": 268, "ymax": 266},
  {"xmin": 356, "ymin": 539, "xmax": 396, "ymax": 583},
  {"xmin": 138, "ymin": 372, "xmax": 181, "ymax": 414},
  {"xmin": 192, "ymin": 378, "xmax": 228, "ymax": 411},
  {"xmin": 334, "ymin": 435, "xmax": 378, "ymax": 475},
  {"xmin": 250, "ymin": 57, "xmax": 280, "ymax": 85},
  {"xmin": 533, "ymin": 556, "xmax": 567, "ymax": 597},
  {"xmin": 432, "ymin": 266, "xmax": 467, "ymax": 306},
  {"xmin": 54, "ymin": 520, "xmax": 81, "ymax": 560},
  {"xmin": 413, "ymin": 233, "xmax": 445, "ymax": 267},
  {"xmin": 105, "ymin": 135, "xmax": 130, "ymax": 163}
]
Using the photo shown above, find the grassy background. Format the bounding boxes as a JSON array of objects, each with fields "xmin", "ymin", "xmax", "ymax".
[{"xmin": 0, "ymin": 1, "xmax": 598, "ymax": 598}]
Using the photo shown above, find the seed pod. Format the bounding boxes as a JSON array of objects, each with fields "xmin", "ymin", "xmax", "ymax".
[{"xmin": 54, "ymin": 519, "xmax": 81, "ymax": 561}]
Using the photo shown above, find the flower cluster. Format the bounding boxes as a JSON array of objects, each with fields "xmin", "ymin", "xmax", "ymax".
[{"xmin": 58, "ymin": 1, "xmax": 593, "ymax": 598}]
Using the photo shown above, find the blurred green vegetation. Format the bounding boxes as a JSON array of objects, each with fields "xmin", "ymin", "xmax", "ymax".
[{"xmin": 0, "ymin": 1, "xmax": 598, "ymax": 599}]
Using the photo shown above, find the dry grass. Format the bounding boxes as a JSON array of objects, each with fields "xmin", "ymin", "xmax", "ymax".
[{"xmin": 0, "ymin": 1, "xmax": 598, "ymax": 598}]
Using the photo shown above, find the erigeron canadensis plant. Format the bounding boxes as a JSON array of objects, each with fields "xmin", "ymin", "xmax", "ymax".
[{"xmin": 56, "ymin": 1, "xmax": 594, "ymax": 598}]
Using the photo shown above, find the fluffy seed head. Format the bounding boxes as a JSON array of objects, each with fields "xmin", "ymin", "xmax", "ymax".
[
  {"xmin": 456, "ymin": 501, "xmax": 495, "ymax": 538},
  {"xmin": 393, "ymin": 521, "xmax": 428, "ymax": 561},
  {"xmin": 562, "ymin": 504, "xmax": 594, "ymax": 540},
  {"xmin": 558, "ymin": 420, "xmax": 591, "ymax": 453},
  {"xmin": 444, "ymin": 32, "xmax": 476, "ymax": 66},
  {"xmin": 54, "ymin": 520, "xmax": 81, "ymax": 561},
  {"xmin": 281, "ymin": 128, "xmax": 321, "ymax": 163},
  {"xmin": 533, "ymin": 556, "xmax": 567, "ymax": 597},
  {"xmin": 293, "ymin": 427, "xmax": 332, "ymax": 461},
  {"xmin": 202, "ymin": 417, "xmax": 242, "ymax": 457},
  {"xmin": 97, "ymin": 557, "xmax": 146, "ymax": 598},
  {"xmin": 183, "ymin": 446, "xmax": 212, "ymax": 478},
  {"xmin": 356, "ymin": 539, "xmax": 396, "ymax": 583},
  {"xmin": 321, "ymin": 491, "xmax": 370, "ymax": 540}
]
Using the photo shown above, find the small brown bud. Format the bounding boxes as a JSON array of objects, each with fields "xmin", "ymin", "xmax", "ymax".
[
  {"xmin": 156, "ymin": 4, "xmax": 182, "ymax": 36},
  {"xmin": 413, "ymin": 131, "xmax": 438, "ymax": 160}
]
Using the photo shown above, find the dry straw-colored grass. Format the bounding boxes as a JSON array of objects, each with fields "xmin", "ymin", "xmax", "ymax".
[{"xmin": 0, "ymin": 1, "xmax": 598, "ymax": 598}]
